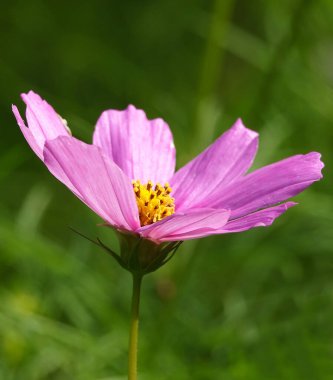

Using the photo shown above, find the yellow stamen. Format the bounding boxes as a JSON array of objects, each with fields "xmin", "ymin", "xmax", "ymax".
[{"xmin": 132, "ymin": 180, "xmax": 175, "ymax": 226}]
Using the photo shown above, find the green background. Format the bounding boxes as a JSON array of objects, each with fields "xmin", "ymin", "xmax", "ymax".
[{"xmin": 1, "ymin": 0, "xmax": 332, "ymax": 379}]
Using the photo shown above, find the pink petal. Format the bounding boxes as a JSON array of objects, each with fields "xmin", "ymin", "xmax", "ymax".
[
  {"xmin": 207, "ymin": 152, "xmax": 323, "ymax": 219},
  {"xmin": 12, "ymin": 105, "xmax": 43, "ymax": 160},
  {"xmin": 220, "ymin": 202, "xmax": 297, "ymax": 233},
  {"xmin": 20, "ymin": 91, "xmax": 69, "ymax": 151},
  {"xmin": 170, "ymin": 119, "xmax": 258, "ymax": 211},
  {"xmin": 43, "ymin": 136, "xmax": 140, "ymax": 231},
  {"xmin": 138, "ymin": 208, "xmax": 230, "ymax": 242},
  {"xmin": 93, "ymin": 105, "xmax": 176, "ymax": 183},
  {"xmin": 13, "ymin": 104, "xmax": 80, "ymax": 196}
]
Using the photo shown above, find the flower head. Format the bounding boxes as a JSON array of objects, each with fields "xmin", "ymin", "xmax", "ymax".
[{"xmin": 13, "ymin": 91, "xmax": 324, "ymax": 247}]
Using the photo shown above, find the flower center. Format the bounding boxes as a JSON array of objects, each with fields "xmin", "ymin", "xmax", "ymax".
[{"xmin": 132, "ymin": 180, "xmax": 175, "ymax": 226}]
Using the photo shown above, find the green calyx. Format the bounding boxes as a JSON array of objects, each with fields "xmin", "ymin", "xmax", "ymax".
[
  {"xmin": 70, "ymin": 227, "xmax": 182, "ymax": 276},
  {"xmin": 116, "ymin": 231, "xmax": 182, "ymax": 275}
]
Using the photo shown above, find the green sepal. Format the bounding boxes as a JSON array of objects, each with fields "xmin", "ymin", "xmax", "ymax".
[
  {"xmin": 116, "ymin": 231, "xmax": 182, "ymax": 275},
  {"xmin": 70, "ymin": 227, "xmax": 182, "ymax": 276}
]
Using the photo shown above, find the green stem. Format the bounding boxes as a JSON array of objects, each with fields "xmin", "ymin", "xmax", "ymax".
[{"xmin": 128, "ymin": 273, "xmax": 142, "ymax": 380}]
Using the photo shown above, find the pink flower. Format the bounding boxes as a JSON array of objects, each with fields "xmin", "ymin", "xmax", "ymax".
[{"xmin": 13, "ymin": 91, "xmax": 323, "ymax": 244}]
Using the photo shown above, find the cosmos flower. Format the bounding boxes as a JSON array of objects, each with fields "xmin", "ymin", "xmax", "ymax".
[{"xmin": 13, "ymin": 91, "xmax": 323, "ymax": 245}]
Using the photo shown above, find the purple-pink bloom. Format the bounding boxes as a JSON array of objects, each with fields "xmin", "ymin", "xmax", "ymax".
[{"xmin": 13, "ymin": 91, "xmax": 323, "ymax": 243}]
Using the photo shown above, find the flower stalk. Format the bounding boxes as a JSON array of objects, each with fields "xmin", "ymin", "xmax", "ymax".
[{"xmin": 128, "ymin": 273, "xmax": 142, "ymax": 380}]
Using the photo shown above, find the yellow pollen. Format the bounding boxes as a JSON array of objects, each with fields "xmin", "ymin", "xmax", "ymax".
[{"xmin": 132, "ymin": 180, "xmax": 175, "ymax": 226}]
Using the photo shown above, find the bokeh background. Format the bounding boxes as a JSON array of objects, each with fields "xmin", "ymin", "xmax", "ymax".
[{"xmin": 1, "ymin": 0, "xmax": 332, "ymax": 379}]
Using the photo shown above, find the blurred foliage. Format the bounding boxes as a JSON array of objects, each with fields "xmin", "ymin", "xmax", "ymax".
[{"xmin": 1, "ymin": 0, "xmax": 333, "ymax": 379}]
